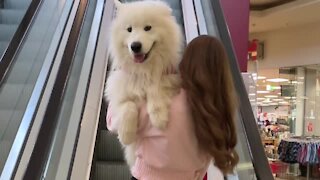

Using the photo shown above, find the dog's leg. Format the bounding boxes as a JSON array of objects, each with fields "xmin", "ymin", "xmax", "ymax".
[
  {"xmin": 116, "ymin": 101, "xmax": 139, "ymax": 145},
  {"xmin": 125, "ymin": 143, "xmax": 137, "ymax": 167},
  {"xmin": 147, "ymin": 90, "xmax": 170, "ymax": 130}
]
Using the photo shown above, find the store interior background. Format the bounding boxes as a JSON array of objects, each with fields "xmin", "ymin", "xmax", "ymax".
[{"xmin": 246, "ymin": 0, "xmax": 320, "ymax": 179}]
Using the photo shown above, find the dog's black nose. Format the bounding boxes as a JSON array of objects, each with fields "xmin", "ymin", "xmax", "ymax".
[{"xmin": 131, "ymin": 42, "xmax": 142, "ymax": 53}]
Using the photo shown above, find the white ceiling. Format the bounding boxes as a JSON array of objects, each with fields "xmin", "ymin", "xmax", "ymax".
[{"xmin": 250, "ymin": 0, "xmax": 320, "ymax": 33}]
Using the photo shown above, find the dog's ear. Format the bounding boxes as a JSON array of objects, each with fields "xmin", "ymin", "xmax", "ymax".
[{"xmin": 114, "ymin": 0, "xmax": 122, "ymax": 9}]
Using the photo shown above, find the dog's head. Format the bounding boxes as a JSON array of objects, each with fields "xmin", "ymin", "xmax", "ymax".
[{"xmin": 110, "ymin": 0, "xmax": 183, "ymax": 72}]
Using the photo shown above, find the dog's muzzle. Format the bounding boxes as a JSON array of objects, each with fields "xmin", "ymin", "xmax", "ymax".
[{"xmin": 131, "ymin": 42, "xmax": 155, "ymax": 63}]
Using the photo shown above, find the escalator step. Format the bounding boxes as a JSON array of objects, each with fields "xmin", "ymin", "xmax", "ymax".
[
  {"xmin": 0, "ymin": 9, "xmax": 24, "ymax": 24},
  {"xmin": 94, "ymin": 161, "xmax": 131, "ymax": 180},
  {"xmin": 0, "ymin": 24, "xmax": 18, "ymax": 41},
  {"xmin": 98, "ymin": 130, "xmax": 125, "ymax": 161}
]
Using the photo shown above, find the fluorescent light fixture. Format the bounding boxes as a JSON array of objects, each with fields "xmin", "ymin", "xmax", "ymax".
[
  {"xmin": 269, "ymin": 103, "xmax": 278, "ymax": 106},
  {"xmin": 257, "ymin": 98, "xmax": 265, "ymax": 101},
  {"xmin": 291, "ymin": 81, "xmax": 298, "ymax": 84},
  {"xmin": 273, "ymin": 99, "xmax": 283, "ymax": 101},
  {"xmin": 265, "ymin": 95, "xmax": 278, "ymax": 98},
  {"xmin": 284, "ymin": 97, "xmax": 291, "ymax": 99},
  {"xmin": 258, "ymin": 76, "xmax": 266, "ymax": 80},
  {"xmin": 279, "ymin": 101, "xmax": 289, "ymax": 104},
  {"xmin": 249, "ymin": 93, "xmax": 256, "ymax": 96},
  {"xmin": 250, "ymin": 99, "xmax": 256, "ymax": 102},
  {"xmin": 266, "ymin": 85, "xmax": 281, "ymax": 91},
  {"xmin": 266, "ymin": 78, "xmax": 289, "ymax": 82},
  {"xmin": 257, "ymin": 90, "xmax": 269, "ymax": 94}
]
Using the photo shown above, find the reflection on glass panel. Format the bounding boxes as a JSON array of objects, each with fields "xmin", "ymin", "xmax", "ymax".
[
  {"xmin": 0, "ymin": 0, "xmax": 69, "ymax": 173},
  {"xmin": 0, "ymin": 0, "xmax": 32, "ymax": 56}
]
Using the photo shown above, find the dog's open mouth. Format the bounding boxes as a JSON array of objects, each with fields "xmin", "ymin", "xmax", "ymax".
[{"xmin": 133, "ymin": 42, "xmax": 155, "ymax": 63}]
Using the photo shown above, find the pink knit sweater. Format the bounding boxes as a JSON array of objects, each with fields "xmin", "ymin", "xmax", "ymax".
[{"xmin": 107, "ymin": 89, "xmax": 224, "ymax": 180}]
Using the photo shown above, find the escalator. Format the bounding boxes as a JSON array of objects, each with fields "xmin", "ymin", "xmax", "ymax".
[
  {"xmin": 0, "ymin": 0, "xmax": 272, "ymax": 180},
  {"xmin": 90, "ymin": 0, "xmax": 273, "ymax": 180}
]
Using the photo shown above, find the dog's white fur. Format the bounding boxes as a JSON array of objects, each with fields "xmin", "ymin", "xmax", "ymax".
[{"xmin": 105, "ymin": 0, "xmax": 183, "ymax": 166}]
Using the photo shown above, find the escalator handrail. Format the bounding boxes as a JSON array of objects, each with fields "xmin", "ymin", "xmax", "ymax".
[
  {"xmin": 181, "ymin": 0, "xmax": 198, "ymax": 43},
  {"xmin": 23, "ymin": 0, "xmax": 90, "ymax": 179},
  {"xmin": 0, "ymin": 0, "xmax": 43, "ymax": 85},
  {"xmin": 208, "ymin": 0, "xmax": 274, "ymax": 179},
  {"xmin": 69, "ymin": 0, "xmax": 112, "ymax": 178}
]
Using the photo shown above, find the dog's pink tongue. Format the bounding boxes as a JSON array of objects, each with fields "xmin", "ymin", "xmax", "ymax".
[{"xmin": 134, "ymin": 54, "xmax": 145, "ymax": 63}]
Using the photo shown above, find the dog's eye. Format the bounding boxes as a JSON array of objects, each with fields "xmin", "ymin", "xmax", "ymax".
[
  {"xmin": 127, "ymin": 27, "xmax": 132, "ymax": 32},
  {"xmin": 144, "ymin": 25, "xmax": 152, "ymax": 31}
]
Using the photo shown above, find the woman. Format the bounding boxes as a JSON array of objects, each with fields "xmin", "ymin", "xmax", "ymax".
[{"xmin": 107, "ymin": 35, "xmax": 239, "ymax": 180}]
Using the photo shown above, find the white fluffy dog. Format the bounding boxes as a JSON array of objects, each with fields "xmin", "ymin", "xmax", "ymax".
[{"xmin": 105, "ymin": 0, "xmax": 183, "ymax": 166}]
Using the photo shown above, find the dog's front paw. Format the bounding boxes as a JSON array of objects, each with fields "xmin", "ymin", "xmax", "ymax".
[
  {"xmin": 117, "ymin": 109, "xmax": 138, "ymax": 145},
  {"xmin": 149, "ymin": 109, "xmax": 169, "ymax": 130}
]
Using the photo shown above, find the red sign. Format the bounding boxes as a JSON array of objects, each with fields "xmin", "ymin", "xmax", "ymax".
[
  {"xmin": 248, "ymin": 39, "xmax": 259, "ymax": 61},
  {"xmin": 307, "ymin": 122, "xmax": 313, "ymax": 132}
]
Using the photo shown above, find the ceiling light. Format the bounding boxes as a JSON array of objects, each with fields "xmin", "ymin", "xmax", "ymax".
[
  {"xmin": 257, "ymin": 98, "xmax": 265, "ymax": 101},
  {"xmin": 273, "ymin": 99, "xmax": 283, "ymax": 101},
  {"xmin": 279, "ymin": 101, "xmax": 289, "ymax": 104},
  {"xmin": 266, "ymin": 78, "xmax": 289, "ymax": 82},
  {"xmin": 266, "ymin": 85, "xmax": 281, "ymax": 91},
  {"xmin": 284, "ymin": 97, "xmax": 291, "ymax": 99},
  {"xmin": 291, "ymin": 81, "xmax": 298, "ymax": 84},
  {"xmin": 265, "ymin": 95, "xmax": 278, "ymax": 98},
  {"xmin": 269, "ymin": 103, "xmax": 278, "ymax": 106},
  {"xmin": 258, "ymin": 76, "xmax": 266, "ymax": 80},
  {"xmin": 257, "ymin": 90, "xmax": 269, "ymax": 94},
  {"xmin": 249, "ymin": 93, "xmax": 256, "ymax": 96}
]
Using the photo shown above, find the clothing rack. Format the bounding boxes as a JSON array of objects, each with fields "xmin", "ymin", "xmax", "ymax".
[{"xmin": 278, "ymin": 136, "xmax": 320, "ymax": 180}]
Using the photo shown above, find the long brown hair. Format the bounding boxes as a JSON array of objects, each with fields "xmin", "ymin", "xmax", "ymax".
[{"xmin": 179, "ymin": 35, "xmax": 239, "ymax": 175}]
